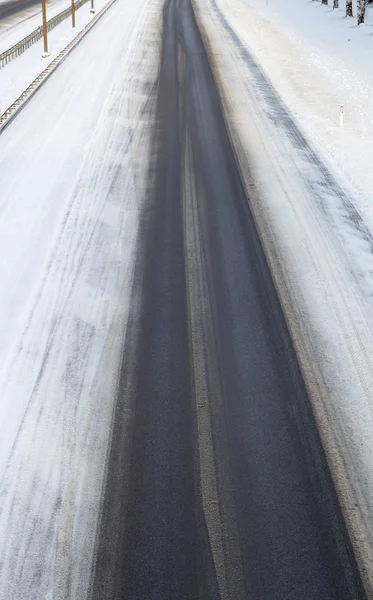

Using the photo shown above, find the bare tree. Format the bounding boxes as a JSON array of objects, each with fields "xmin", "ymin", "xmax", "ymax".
[
  {"xmin": 346, "ymin": 0, "xmax": 353, "ymax": 16},
  {"xmin": 357, "ymin": 0, "xmax": 366, "ymax": 22}
]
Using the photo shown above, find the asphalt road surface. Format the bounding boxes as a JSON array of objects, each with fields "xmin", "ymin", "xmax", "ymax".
[{"xmin": 90, "ymin": 0, "xmax": 367, "ymax": 598}]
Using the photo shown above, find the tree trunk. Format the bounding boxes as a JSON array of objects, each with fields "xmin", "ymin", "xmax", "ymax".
[
  {"xmin": 322, "ymin": 0, "xmax": 328, "ymax": 5},
  {"xmin": 346, "ymin": 0, "xmax": 353, "ymax": 16},
  {"xmin": 333, "ymin": 0, "xmax": 338, "ymax": 8},
  {"xmin": 357, "ymin": 0, "xmax": 366, "ymax": 22}
]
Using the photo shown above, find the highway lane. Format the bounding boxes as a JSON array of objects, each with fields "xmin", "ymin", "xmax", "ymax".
[
  {"xmin": 91, "ymin": 0, "xmax": 219, "ymax": 596},
  {"xmin": 91, "ymin": 0, "xmax": 367, "ymax": 598},
  {"xmin": 0, "ymin": 0, "xmax": 39, "ymax": 21}
]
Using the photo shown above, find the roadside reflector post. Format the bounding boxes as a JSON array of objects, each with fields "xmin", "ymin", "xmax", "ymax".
[
  {"xmin": 340, "ymin": 103, "xmax": 344, "ymax": 128},
  {"xmin": 90, "ymin": 0, "xmax": 95, "ymax": 14},
  {"xmin": 72, "ymin": 0, "xmax": 76, "ymax": 28},
  {"xmin": 41, "ymin": 0, "xmax": 50, "ymax": 58}
]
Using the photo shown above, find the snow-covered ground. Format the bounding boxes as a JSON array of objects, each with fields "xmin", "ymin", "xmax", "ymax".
[
  {"xmin": 233, "ymin": 0, "xmax": 373, "ymax": 215},
  {"xmin": 195, "ymin": 0, "xmax": 373, "ymax": 593},
  {"xmin": 219, "ymin": 0, "xmax": 373, "ymax": 314},
  {"xmin": 249, "ymin": 0, "xmax": 373, "ymax": 82},
  {"xmin": 0, "ymin": 0, "xmax": 161, "ymax": 596},
  {"xmin": 0, "ymin": 0, "xmax": 71, "ymax": 52},
  {"xmin": 0, "ymin": 0, "xmax": 109, "ymax": 113}
]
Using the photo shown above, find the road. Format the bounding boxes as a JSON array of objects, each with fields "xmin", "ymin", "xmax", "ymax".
[
  {"xmin": 91, "ymin": 0, "xmax": 366, "ymax": 598},
  {"xmin": 0, "ymin": 0, "xmax": 39, "ymax": 20},
  {"xmin": 0, "ymin": 0, "xmax": 370, "ymax": 597}
]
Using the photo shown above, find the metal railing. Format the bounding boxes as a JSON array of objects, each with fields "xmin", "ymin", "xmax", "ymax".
[{"xmin": 0, "ymin": 0, "xmax": 90, "ymax": 69}]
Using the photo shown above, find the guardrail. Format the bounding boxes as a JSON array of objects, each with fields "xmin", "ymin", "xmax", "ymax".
[{"xmin": 0, "ymin": 0, "xmax": 90, "ymax": 70}]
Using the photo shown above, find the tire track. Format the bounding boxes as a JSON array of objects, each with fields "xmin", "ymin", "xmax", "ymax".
[
  {"xmin": 91, "ymin": 0, "xmax": 220, "ymax": 597},
  {"xmin": 92, "ymin": 0, "xmax": 367, "ymax": 598}
]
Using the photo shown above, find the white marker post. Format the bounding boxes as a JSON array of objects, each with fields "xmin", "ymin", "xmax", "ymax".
[{"xmin": 340, "ymin": 103, "xmax": 344, "ymax": 129}]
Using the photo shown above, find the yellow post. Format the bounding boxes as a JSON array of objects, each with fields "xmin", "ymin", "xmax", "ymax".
[
  {"xmin": 71, "ymin": 0, "xmax": 76, "ymax": 27},
  {"xmin": 41, "ymin": 0, "xmax": 49, "ymax": 57}
]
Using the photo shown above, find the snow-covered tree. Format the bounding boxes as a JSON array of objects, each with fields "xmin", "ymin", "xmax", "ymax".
[
  {"xmin": 322, "ymin": 0, "xmax": 328, "ymax": 5},
  {"xmin": 357, "ymin": 0, "xmax": 366, "ymax": 23},
  {"xmin": 346, "ymin": 0, "xmax": 353, "ymax": 16},
  {"xmin": 333, "ymin": 0, "xmax": 338, "ymax": 8}
]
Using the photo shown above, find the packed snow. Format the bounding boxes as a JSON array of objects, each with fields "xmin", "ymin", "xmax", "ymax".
[{"xmin": 0, "ymin": 0, "xmax": 161, "ymax": 596}]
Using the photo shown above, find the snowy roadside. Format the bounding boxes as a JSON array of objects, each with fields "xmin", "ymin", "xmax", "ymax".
[
  {"xmin": 0, "ymin": 0, "xmax": 73, "ymax": 52},
  {"xmin": 195, "ymin": 0, "xmax": 373, "ymax": 593},
  {"xmin": 0, "ymin": 0, "xmax": 106, "ymax": 113},
  {"xmin": 221, "ymin": 0, "xmax": 373, "ymax": 323},
  {"xmin": 245, "ymin": 0, "xmax": 373, "ymax": 82},
  {"xmin": 0, "ymin": 0, "xmax": 162, "ymax": 596},
  {"xmin": 229, "ymin": 0, "xmax": 373, "ymax": 221}
]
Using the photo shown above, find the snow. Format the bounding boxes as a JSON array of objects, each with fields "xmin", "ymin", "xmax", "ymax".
[
  {"xmin": 251, "ymin": 0, "xmax": 373, "ymax": 82},
  {"xmin": 195, "ymin": 0, "xmax": 373, "ymax": 592},
  {"xmin": 0, "ymin": 0, "xmax": 71, "ymax": 52},
  {"xmin": 217, "ymin": 0, "xmax": 373, "ymax": 325},
  {"xmin": 234, "ymin": 0, "xmax": 373, "ymax": 210},
  {"xmin": 0, "ymin": 0, "xmax": 161, "ymax": 596},
  {"xmin": 0, "ymin": 0, "xmax": 110, "ymax": 114}
]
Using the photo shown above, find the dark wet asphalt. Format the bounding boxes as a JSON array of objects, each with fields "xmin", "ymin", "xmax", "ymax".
[
  {"xmin": 0, "ymin": 0, "xmax": 39, "ymax": 21},
  {"xmin": 91, "ymin": 0, "xmax": 367, "ymax": 598}
]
